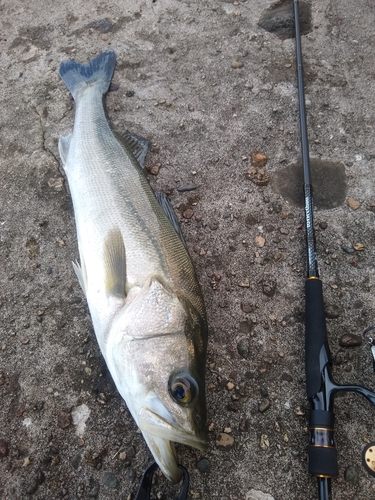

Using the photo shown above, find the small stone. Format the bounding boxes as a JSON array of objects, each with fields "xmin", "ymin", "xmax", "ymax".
[
  {"xmin": 339, "ymin": 334, "xmax": 362, "ymax": 348},
  {"xmin": 281, "ymin": 372, "xmax": 293, "ymax": 382},
  {"xmin": 177, "ymin": 184, "xmax": 197, "ymax": 192},
  {"xmin": 119, "ymin": 451, "xmax": 127, "ymax": 460},
  {"xmin": 348, "ymin": 198, "xmax": 360, "ymax": 210},
  {"xmin": 341, "ymin": 245, "xmax": 355, "ymax": 254},
  {"xmin": 239, "ymin": 278, "xmax": 250, "ymax": 288},
  {"xmin": 196, "ymin": 458, "xmax": 211, "ymax": 473},
  {"xmin": 255, "ymin": 235, "xmax": 266, "ymax": 247},
  {"xmin": 239, "ymin": 418, "xmax": 251, "ymax": 432},
  {"xmin": 0, "ymin": 439, "xmax": 9, "ymax": 457},
  {"xmin": 102, "ymin": 472, "xmax": 118, "ymax": 488},
  {"xmin": 262, "ymin": 277, "xmax": 276, "ymax": 297},
  {"xmin": 182, "ymin": 208, "xmax": 194, "ymax": 219},
  {"xmin": 231, "ymin": 61, "xmax": 243, "ymax": 69},
  {"xmin": 294, "ymin": 406, "xmax": 304, "ymax": 416},
  {"xmin": 48, "ymin": 177, "xmax": 64, "ymax": 190},
  {"xmin": 101, "ymin": 34, "xmax": 108, "ymax": 41},
  {"xmin": 237, "ymin": 339, "xmax": 250, "ymax": 359},
  {"xmin": 226, "ymin": 381, "xmax": 235, "ymax": 391},
  {"xmin": 274, "ymin": 252, "xmax": 282, "ymax": 262},
  {"xmin": 259, "ymin": 399, "xmax": 271, "ymax": 413},
  {"xmin": 353, "ymin": 243, "xmax": 365, "ymax": 251},
  {"xmin": 251, "ymin": 152, "xmax": 267, "ymax": 168},
  {"xmin": 319, "ymin": 221, "xmax": 328, "ymax": 230},
  {"xmin": 148, "ymin": 163, "xmax": 161, "ymax": 175},
  {"xmin": 259, "ymin": 434, "xmax": 270, "ymax": 450},
  {"xmin": 215, "ymin": 433, "xmax": 235, "ymax": 450},
  {"xmin": 344, "ymin": 465, "xmax": 359, "ymax": 484},
  {"xmin": 209, "ymin": 219, "xmax": 219, "ymax": 230},
  {"xmin": 259, "ymin": 386, "xmax": 269, "ymax": 398},
  {"xmin": 58, "ymin": 411, "xmax": 72, "ymax": 429},
  {"xmin": 325, "ymin": 304, "xmax": 342, "ymax": 319},
  {"xmin": 247, "ymin": 168, "xmax": 270, "ymax": 186}
]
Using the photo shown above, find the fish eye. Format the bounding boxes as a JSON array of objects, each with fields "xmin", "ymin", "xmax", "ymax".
[{"xmin": 169, "ymin": 374, "xmax": 198, "ymax": 406}]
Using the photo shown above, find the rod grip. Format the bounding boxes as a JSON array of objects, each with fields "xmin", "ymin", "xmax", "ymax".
[
  {"xmin": 305, "ymin": 279, "xmax": 329, "ymax": 399},
  {"xmin": 308, "ymin": 410, "xmax": 338, "ymax": 478}
]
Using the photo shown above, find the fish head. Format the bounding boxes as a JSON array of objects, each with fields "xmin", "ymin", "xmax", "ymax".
[{"xmin": 107, "ymin": 277, "xmax": 208, "ymax": 483}]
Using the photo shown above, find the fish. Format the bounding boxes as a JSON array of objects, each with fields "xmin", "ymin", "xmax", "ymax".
[{"xmin": 58, "ymin": 51, "xmax": 208, "ymax": 483}]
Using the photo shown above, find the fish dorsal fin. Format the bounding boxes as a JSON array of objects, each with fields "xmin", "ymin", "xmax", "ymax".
[
  {"xmin": 103, "ymin": 227, "xmax": 127, "ymax": 298},
  {"xmin": 154, "ymin": 191, "xmax": 187, "ymax": 248},
  {"xmin": 122, "ymin": 132, "xmax": 150, "ymax": 168},
  {"xmin": 58, "ymin": 133, "xmax": 72, "ymax": 166}
]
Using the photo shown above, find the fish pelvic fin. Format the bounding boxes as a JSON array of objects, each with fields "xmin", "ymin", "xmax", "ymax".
[
  {"xmin": 59, "ymin": 50, "xmax": 116, "ymax": 100},
  {"xmin": 72, "ymin": 260, "xmax": 87, "ymax": 296},
  {"xmin": 58, "ymin": 133, "xmax": 72, "ymax": 166},
  {"xmin": 103, "ymin": 227, "xmax": 127, "ymax": 298}
]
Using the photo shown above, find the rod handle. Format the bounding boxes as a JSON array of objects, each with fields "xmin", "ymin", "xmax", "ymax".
[
  {"xmin": 305, "ymin": 278, "xmax": 330, "ymax": 399},
  {"xmin": 308, "ymin": 410, "xmax": 338, "ymax": 478}
]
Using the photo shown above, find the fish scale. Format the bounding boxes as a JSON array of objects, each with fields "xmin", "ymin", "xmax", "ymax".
[{"xmin": 58, "ymin": 50, "xmax": 208, "ymax": 483}]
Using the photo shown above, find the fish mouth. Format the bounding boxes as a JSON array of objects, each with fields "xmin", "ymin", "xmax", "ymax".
[{"xmin": 138, "ymin": 407, "xmax": 208, "ymax": 483}]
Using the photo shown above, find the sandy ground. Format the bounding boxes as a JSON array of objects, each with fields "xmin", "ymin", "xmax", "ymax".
[{"xmin": 1, "ymin": 0, "xmax": 375, "ymax": 499}]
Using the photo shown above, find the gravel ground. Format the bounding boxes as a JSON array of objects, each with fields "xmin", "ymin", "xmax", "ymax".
[{"xmin": 1, "ymin": 1, "xmax": 375, "ymax": 499}]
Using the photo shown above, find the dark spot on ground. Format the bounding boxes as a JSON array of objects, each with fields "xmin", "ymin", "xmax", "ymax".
[{"xmin": 272, "ymin": 159, "xmax": 347, "ymax": 209}]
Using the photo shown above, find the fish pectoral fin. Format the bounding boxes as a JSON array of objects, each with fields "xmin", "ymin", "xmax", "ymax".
[
  {"xmin": 154, "ymin": 191, "xmax": 187, "ymax": 248},
  {"xmin": 103, "ymin": 227, "xmax": 127, "ymax": 298},
  {"xmin": 58, "ymin": 133, "xmax": 72, "ymax": 166},
  {"xmin": 72, "ymin": 259, "xmax": 87, "ymax": 296},
  {"xmin": 122, "ymin": 131, "xmax": 150, "ymax": 168}
]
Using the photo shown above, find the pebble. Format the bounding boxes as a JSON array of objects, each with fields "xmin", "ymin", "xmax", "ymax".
[
  {"xmin": 102, "ymin": 472, "xmax": 118, "ymax": 488},
  {"xmin": 239, "ymin": 418, "xmax": 251, "ymax": 432},
  {"xmin": 259, "ymin": 387, "xmax": 269, "ymax": 398},
  {"xmin": 237, "ymin": 339, "xmax": 250, "ymax": 359},
  {"xmin": 247, "ymin": 168, "xmax": 270, "ymax": 186},
  {"xmin": 239, "ymin": 278, "xmax": 250, "ymax": 288},
  {"xmin": 255, "ymin": 235, "xmax": 266, "ymax": 247},
  {"xmin": 241, "ymin": 303, "xmax": 254, "ymax": 313},
  {"xmin": 348, "ymin": 197, "xmax": 360, "ymax": 210},
  {"xmin": 259, "ymin": 434, "xmax": 270, "ymax": 450},
  {"xmin": 273, "ymin": 252, "xmax": 282, "ymax": 262},
  {"xmin": 341, "ymin": 245, "xmax": 355, "ymax": 254},
  {"xmin": 196, "ymin": 458, "xmax": 211, "ymax": 473},
  {"xmin": 262, "ymin": 277, "xmax": 277, "ymax": 297},
  {"xmin": 339, "ymin": 334, "xmax": 362, "ymax": 347},
  {"xmin": 259, "ymin": 399, "xmax": 271, "ymax": 413},
  {"xmin": 177, "ymin": 184, "xmax": 196, "ymax": 192},
  {"xmin": 251, "ymin": 152, "xmax": 267, "ymax": 168},
  {"xmin": 182, "ymin": 208, "xmax": 194, "ymax": 219},
  {"xmin": 215, "ymin": 433, "xmax": 235, "ymax": 450},
  {"xmin": 231, "ymin": 61, "xmax": 243, "ymax": 69},
  {"xmin": 148, "ymin": 163, "xmax": 161, "ymax": 175},
  {"xmin": 57, "ymin": 411, "xmax": 72, "ymax": 429},
  {"xmin": 0, "ymin": 439, "xmax": 9, "ymax": 457},
  {"xmin": 246, "ymin": 489, "xmax": 275, "ymax": 500},
  {"xmin": 325, "ymin": 304, "xmax": 342, "ymax": 319},
  {"xmin": 226, "ymin": 381, "xmax": 235, "ymax": 391},
  {"xmin": 344, "ymin": 465, "xmax": 359, "ymax": 484},
  {"xmin": 245, "ymin": 214, "xmax": 257, "ymax": 226},
  {"xmin": 281, "ymin": 372, "xmax": 293, "ymax": 382},
  {"xmin": 353, "ymin": 242, "xmax": 365, "ymax": 251},
  {"xmin": 319, "ymin": 221, "xmax": 328, "ymax": 230}
]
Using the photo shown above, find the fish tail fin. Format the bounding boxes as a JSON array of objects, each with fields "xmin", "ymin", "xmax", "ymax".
[{"xmin": 59, "ymin": 50, "xmax": 116, "ymax": 100}]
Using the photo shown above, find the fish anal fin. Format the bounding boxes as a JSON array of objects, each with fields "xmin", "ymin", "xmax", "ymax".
[
  {"xmin": 154, "ymin": 191, "xmax": 187, "ymax": 248},
  {"xmin": 103, "ymin": 228, "xmax": 127, "ymax": 298},
  {"xmin": 122, "ymin": 131, "xmax": 150, "ymax": 169}
]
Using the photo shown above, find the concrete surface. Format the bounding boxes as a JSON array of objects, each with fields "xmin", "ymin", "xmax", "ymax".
[{"xmin": 1, "ymin": 0, "xmax": 375, "ymax": 498}]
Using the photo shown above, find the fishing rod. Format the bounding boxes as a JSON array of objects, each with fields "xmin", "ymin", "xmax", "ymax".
[{"xmin": 293, "ymin": 1, "xmax": 375, "ymax": 499}]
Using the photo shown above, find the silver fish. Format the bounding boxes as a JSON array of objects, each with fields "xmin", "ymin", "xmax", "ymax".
[{"xmin": 58, "ymin": 51, "xmax": 208, "ymax": 483}]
